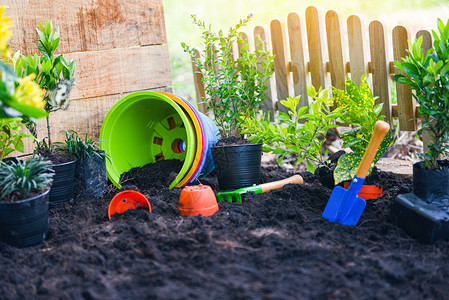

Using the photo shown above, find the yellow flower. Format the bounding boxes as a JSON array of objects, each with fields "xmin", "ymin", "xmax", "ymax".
[
  {"xmin": 0, "ymin": 6, "xmax": 13, "ymax": 57},
  {"xmin": 14, "ymin": 74, "xmax": 46, "ymax": 109}
]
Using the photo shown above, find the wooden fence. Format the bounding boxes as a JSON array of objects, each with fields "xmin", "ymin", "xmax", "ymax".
[
  {"xmin": 5, "ymin": 0, "xmax": 172, "ymax": 154},
  {"xmin": 192, "ymin": 6, "xmax": 435, "ymax": 132}
]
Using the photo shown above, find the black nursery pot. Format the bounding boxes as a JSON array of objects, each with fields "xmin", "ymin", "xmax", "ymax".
[
  {"xmin": 413, "ymin": 160, "xmax": 449, "ymax": 204},
  {"xmin": 390, "ymin": 160, "xmax": 449, "ymax": 243},
  {"xmin": 0, "ymin": 189, "xmax": 50, "ymax": 247},
  {"xmin": 74, "ymin": 153, "xmax": 107, "ymax": 198},
  {"xmin": 212, "ymin": 143, "xmax": 262, "ymax": 190},
  {"xmin": 50, "ymin": 159, "xmax": 77, "ymax": 207}
]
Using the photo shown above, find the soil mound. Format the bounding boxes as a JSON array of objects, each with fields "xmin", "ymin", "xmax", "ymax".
[{"xmin": 1, "ymin": 161, "xmax": 448, "ymax": 300}]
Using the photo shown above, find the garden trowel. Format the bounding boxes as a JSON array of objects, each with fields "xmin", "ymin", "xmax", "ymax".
[
  {"xmin": 322, "ymin": 121, "xmax": 390, "ymax": 226},
  {"xmin": 216, "ymin": 175, "xmax": 303, "ymax": 203}
]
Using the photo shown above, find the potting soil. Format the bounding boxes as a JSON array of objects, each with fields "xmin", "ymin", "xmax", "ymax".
[{"xmin": 1, "ymin": 160, "xmax": 448, "ymax": 299}]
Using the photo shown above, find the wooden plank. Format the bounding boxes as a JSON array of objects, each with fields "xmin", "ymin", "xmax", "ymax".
[
  {"xmin": 369, "ymin": 20, "xmax": 392, "ymax": 125},
  {"xmin": 270, "ymin": 19, "xmax": 292, "ymax": 112},
  {"xmin": 305, "ymin": 6, "xmax": 326, "ymax": 90},
  {"xmin": 393, "ymin": 25, "xmax": 417, "ymax": 131},
  {"xmin": 5, "ymin": 0, "xmax": 167, "ymax": 54},
  {"xmin": 325, "ymin": 10, "xmax": 346, "ymax": 91},
  {"xmin": 18, "ymin": 87, "xmax": 172, "ymax": 155},
  {"xmin": 254, "ymin": 25, "xmax": 275, "ymax": 118},
  {"xmin": 64, "ymin": 45, "xmax": 172, "ymax": 100},
  {"xmin": 191, "ymin": 48, "xmax": 208, "ymax": 113},
  {"xmin": 287, "ymin": 12, "xmax": 308, "ymax": 108},
  {"xmin": 347, "ymin": 15, "xmax": 368, "ymax": 87}
]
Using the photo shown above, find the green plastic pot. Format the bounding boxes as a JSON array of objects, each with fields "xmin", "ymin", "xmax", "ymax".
[{"xmin": 99, "ymin": 91, "xmax": 196, "ymax": 189}]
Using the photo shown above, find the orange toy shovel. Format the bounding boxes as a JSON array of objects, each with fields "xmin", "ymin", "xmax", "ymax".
[{"xmin": 322, "ymin": 121, "xmax": 390, "ymax": 225}]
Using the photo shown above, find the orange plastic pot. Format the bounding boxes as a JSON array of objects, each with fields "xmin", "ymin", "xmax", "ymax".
[
  {"xmin": 179, "ymin": 184, "xmax": 218, "ymax": 217},
  {"xmin": 108, "ymin": 190, "xmax": 152, "ymax": 219},
  {"xmin": 343, "ymin": 182, "xmax": 383, "ymax": 200}
]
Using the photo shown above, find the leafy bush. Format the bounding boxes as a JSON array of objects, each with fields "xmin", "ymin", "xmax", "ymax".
[
  {"xmin": 394, "ymin": 18, "xmax": 449, "ymax": 169},
  {"xmin": 54, "ymin": 131, "xmax": 103, "ymax": 159},
  {"xmin": 333, "ymin": 75, "xmax": 392, "ymax": 184},
  {"xmin": 240, "ymin": 86, "xmax": 341, "ymax": 173},
  {"xmin": 182, "ymin": 14, "xmax": 274, "ymax": 139},
  {"xmin": 0, "ymin": 156, "xmax": 54, "ymax": 200}
]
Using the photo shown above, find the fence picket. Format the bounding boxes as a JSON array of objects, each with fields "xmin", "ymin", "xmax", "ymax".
[
  {"xmin": 347, "ymin": 15, "xmax": 368, "ymax": 87},
  {"xmin": 189, "ymin": 6, "xmax": 432, "ymax": 142},
  {"xmin": 239, "ymin": 31, "xmax": 252, "ymax": 55},
  {"xmin": 254, "ymin": 25, "xmax": 275, "ymax": 118},
  {"xmin": 305, "ymin": 6, "xmax": 327, "ymax": 90},
  {"xmin": 369, "ymin": 20, "xmax": 392, "ymax": 125},
  {"xmin": 417, "ymin": 30, "xmax": 432, "ymax": 53},
  {"xmin": 191, "ymin": 48, "xmax": 208, "ymax": 113},
  {"xmin": 393, "ymin": 25, "xmax": 416, "ymax": 131},
  {"xmin": 287, "ymin": 12, "xmax": 309, "ymax": 107},
  {"xmin": 325, "ymin": 10, "xmax": 346, "ymax": 92},
  {"xmin": 271, "ymin": 19, "xmax": 292, "ymax": 112}
]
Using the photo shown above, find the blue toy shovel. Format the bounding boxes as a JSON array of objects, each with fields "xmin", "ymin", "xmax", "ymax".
[{"xmin": 322, "ymin": 121, "xmax": 390, "ymax": 225}]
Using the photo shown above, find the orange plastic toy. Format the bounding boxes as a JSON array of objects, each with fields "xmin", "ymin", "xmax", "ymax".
[
  {"xmin": 178, "ymin": 184, "xmax": 218, "ymax": 217},
  {"xmin": 108, "ymin": 190, "xmax": 152, "ymax": 220},
  {"xmin": 343, "ymin": 182, "xmax": 384, "ymax": 200}
]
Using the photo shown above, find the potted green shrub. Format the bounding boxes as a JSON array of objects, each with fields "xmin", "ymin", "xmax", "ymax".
[
  {"xmin": 54, "ymin": 131, "xmax": 107, "ymax": 198},
  {"xmin": 332, "ymin": 74, "xmax": 392, "ymax": 196},
  {"xmin": 182, "ymin": 14, "xmax": 274, "ymax": 190},
  {"xmin": 240, "ymin": 85, "xmax": 342, "ymax": 175},
  {"xmin": 391, "ymin": 18, "xmax": 449, "ymax": 243},
  {"xmin": 14, "ymin": 20, "xmax": 77, "ymax": 207},
  {"xmin": 0, "ymin": 157, "xmax": 54, "ymax": 247}
]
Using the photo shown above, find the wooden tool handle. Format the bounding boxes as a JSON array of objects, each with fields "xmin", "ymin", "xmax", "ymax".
[
  {"xmin": 260, "ymin": 175, "xmax": 304, "ymax": 193},
  {"xmin": 355, "ymin": 121, "xmax": 390, "ymax": 179}
]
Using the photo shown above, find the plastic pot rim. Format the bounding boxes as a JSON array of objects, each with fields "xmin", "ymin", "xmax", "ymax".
[
  {"xmin": 99, "ymin": 91, "xmax": 196, "ymax": 189},
  {"xmin": 0, "ymin": 188, "xmax": 50, "ymax": 205}
]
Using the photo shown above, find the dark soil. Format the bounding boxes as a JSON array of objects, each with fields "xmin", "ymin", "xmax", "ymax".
[
  {"xmin": 214, "ymin": 136, "xmax": 253, "ymax": 146},
  {"xmin": 39, "ymin": 149, "xmax": 75, "ymax": 164},
  {"xmin": 1, "ymin": 160, "xmax": 449, "ymax": 300}
]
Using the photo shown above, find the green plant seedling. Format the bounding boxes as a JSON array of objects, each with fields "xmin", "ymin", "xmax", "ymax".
[
  {"xmin": 14, "ymin": 20, "xmax": 76, "ymax": 151},
  {"xmin": 240, "ymin": 86, "xmax": 342, "ymax": 173},
  {"xmin": 0, "ymin": 156, "xmax": 54, "ymax": 200},
  {"xmin": 54, "ymin": 130, "xmax": 104, "ymax": 159},
  {"xmin": 182, "ymin": 13, "xmax": 274, "ymax": 139},
  {"xmin": 333, "ymin": 74, "xmax": 392, "ymax": 185},
  {"xmin": 394, "ymin": 18, "xmax": 449, "ymax": 170}
]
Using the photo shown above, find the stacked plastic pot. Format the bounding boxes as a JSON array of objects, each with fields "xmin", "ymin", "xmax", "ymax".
[{"xmin": 99, "ymin": 91, "xmax": 220, "ymax": 189}]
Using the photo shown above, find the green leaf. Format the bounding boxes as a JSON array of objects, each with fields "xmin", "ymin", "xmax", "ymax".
[
  {"xmin": 275, "ymin": 112, "xmax": 291, "ymax": 122},
  {"xmin": 306, "ymin": 160, "xmax": 315, "ymax": 173},
  {"xmin": 14, "ymin": 139, "xmax": 24, "ymax": 153},
  {"xmin": 400, "ymin": 62, "xmax": 420, "ymax": 77},
  {"xmin": 277, "ymin": 155, "xmax": 284, "ymax": 167},
  {"xmin": 334, "ymin": 152, "xmax": 362, "ymax": 184}
]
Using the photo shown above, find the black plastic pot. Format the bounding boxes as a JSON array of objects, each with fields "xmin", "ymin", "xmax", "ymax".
[
  {"xmin": 0, "ymin": 189, "xmax": 50, "ymax": 247},
  {"xmin": 390, "ymin": 160, "xmax": 449, "ymax": 243},
  {"xmin": 50, "ymin": 159, "xmax": 77, "ymax": 207},
  {"xmin": 413, "ymin": 160, "xmax": 449, "ymax": 205},
  {"xmin": 212, "ymin": 143, "xmax": 262, "ymax": 190},
  {"xmin": 314, "ymin": 150, "xmax": 346, "ymax": 189},
  {"xmin": 74, "ymin": 153, "xmax": 107, "ymax": 198}
]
